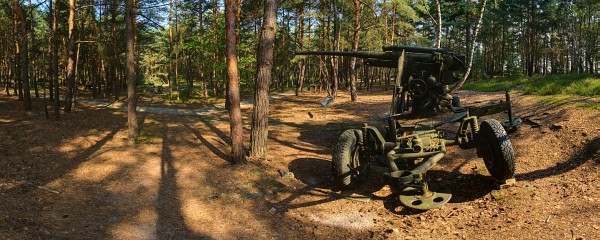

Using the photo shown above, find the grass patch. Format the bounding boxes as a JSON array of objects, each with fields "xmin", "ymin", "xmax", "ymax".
[
  {"xmin": 574, "ymin": 103, "xmax": 600, "ymax": 110},
  {"xmin": 538, "ymin": 96, "xmax": 571, "ymax": 106},
  {"xmin": 522, "ymin": 74, "xmax": 600, "ymax": 96},
  {"xmin": 136, "ymin": 118, "xmax": 162, "ymax": 144},
  {"xmin": 461, "ymin": 74, "xmax": 600, "ymax": 96},
  {"xmin": 461, "ymin": 75, "xmax": 529, "ymax": 92}
]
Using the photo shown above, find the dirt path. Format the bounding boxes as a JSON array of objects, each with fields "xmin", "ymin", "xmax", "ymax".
[
  {"xmin": 73, "ymin": 92, "xmax": 295, "ymax": 116},
  {"xmin": 1, "ymin": 90, "xmax": 598, "ymax": 239}
]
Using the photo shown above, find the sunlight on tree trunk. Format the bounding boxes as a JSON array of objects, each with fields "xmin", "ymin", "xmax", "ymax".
[
  {"xmin": 434, "ymin": 0, "xmax": 442, "ymax": 48},
  {"xmin": 65, "ymin": 0, "xmax": 76, "ymax": 113},
  {"xmin": 250, "ymin": 0, "xmax": 276, "ymax": 159},
  {"xmin": 225, "ymin": 0, "xmax": 246, "ymax": 164}
]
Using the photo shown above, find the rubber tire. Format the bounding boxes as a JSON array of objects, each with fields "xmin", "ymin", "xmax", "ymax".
[
  {"xmin": 332, "ymin": 129, "xmax": 370, "ymax": 189},
  {"xmin": 478, "ymin": 119, "xmax": 516, "ymax": 182},
  {"xmin": 452, "ymin": 95, "xmax": 461, "ymax": 108}
]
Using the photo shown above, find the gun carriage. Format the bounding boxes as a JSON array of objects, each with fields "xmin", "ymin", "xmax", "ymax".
[{"xmin": 296, "ymin": 45, "xmax": 521, "ymax": 210}]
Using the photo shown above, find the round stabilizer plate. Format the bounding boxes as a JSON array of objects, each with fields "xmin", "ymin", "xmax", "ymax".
[{"xmin": 399, "ymin": 183, "xmax": 452, "ymax": 210}]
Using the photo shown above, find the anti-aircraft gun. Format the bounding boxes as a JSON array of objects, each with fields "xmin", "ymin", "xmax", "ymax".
[
  {"xmin": 297, "ymin": 45, "xmax": 467, "ymax": 117},
  {"xmin": 296, "ymin": 45, "xmax": 522, "ymax": 210}
]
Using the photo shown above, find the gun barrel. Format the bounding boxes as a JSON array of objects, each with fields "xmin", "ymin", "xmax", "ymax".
[
  {"xmin": 295, "ymin": 51, "xmax": 392, "ymax": 59},
  {"xmin": 382, "ymin": 45, "xmax": 445, "ymax": 54}
]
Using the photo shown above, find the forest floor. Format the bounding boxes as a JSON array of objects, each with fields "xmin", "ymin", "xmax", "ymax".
[{"xmin": 0, "ymin": 88, "xmax": 598, "ymax": 239}]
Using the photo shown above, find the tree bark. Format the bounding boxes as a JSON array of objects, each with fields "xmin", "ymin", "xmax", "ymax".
[
  {"xmin": 250, "ymin": 0, "xmax": 276, "ymax": 159},
  {"xmin": 225, "ymin": 0, "xmax": 246, "ymax": 164},
  {"xmin": 126, "ymin": 0, "xmax": 139, "ymax": 141},
  {"xmin": 434, "ymin": 0, "xmax": 442, "ymax": 48},
  {"xmin": 65, "ymin": 0, "xmax": 76, "ymax": 113}
]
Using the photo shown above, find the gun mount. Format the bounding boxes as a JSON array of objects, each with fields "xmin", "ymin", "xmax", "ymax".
[
  {"xmin": 296, "ymin": 45, "xmax": 521, "ymax": 210},
  {"xmin": 297, "ymin": 45, "xmax": 466, "ymax": 117}
]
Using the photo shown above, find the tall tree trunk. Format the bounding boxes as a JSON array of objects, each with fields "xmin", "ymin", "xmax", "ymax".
[
  {"xmin": 52, "ymin": 0, "xmax": 60, "ymax": 120},
  {"xmin": 12, "ymin": 8, "xmax": 22, "ymax": 101},
  {"xmin": 295, "ymin": 5, "xmax": 305, "ymax": 96},
  {"xmin": 126, "ymin": 0, "xmax": 139, "ymax": 141},
  {"xmin": 65, "ymin": 0, "xmax": 76, "ymax": 113},
  {"xmin": 29, "ymin": 0, "xmax": 38, "ymax": 99},
  {"xmin": 383, "ymin": 0, "xmax": 388, "ymax": 44},
  {"xmin": 174, "ymin": 0, "xmax": 180, "ymax": 102},
  {"xmin": 349, "ymin": 0, "xmax": 359, "ymax": 102},
  {"xmin": 111, "ymin": 0, "xmax": 119, "ymax": 100},
  {"xmin": 14, "ymin": 0, "xmax": 31, "ymax": 110},
  {"xmin": 434, "ymin": 0, "xmax": 442, "ymax": 48},
  {"xmin": 330, "ymin": 0, "xmax": 339, "ymax": 98},
  {"xmin": 450, "ymin": 0, "xmax": 487, "ymax": 93},
  {"xmin": 198, "ymin": 0, "xmax": 207, "ymax": 97},
  {"xmin": 211, "ymin": 0, "xmax": 218, "ymax": 98},
  {"xmin": 225, "ymin": 0, "xmax": 246, "ymax": 164},
  {"xmin": 168, "ymin": 0, "xmax": 174, "ymax": 102},
  {"xmin": 250, "ymin": 0, "xmax": 276, "ymax": 159},
  {"xmin": 46, "ymin": 0, "xmax": 52, "ymax": 101}
]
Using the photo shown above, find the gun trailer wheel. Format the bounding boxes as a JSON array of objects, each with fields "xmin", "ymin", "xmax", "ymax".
[
  {"xmin": 332, "ymin": 129, "xmax": 370, "ymax": 189},
  {"xmin": 478, "ymin": 119, "xmax": 516, "ymax": 182}
]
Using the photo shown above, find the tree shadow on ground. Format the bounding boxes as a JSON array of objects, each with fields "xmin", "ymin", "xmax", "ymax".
[
  {"xmin": 427, "ymin": 170, "xmax": 495, "ymax": 203},
  {"xmin": 282, "ymin": 157, "xmax": 386, "ymax": 211},
  {"xmin": 288, "ymin": 157, "xmax": 332, "ymax": 189},
  {"xmin": 182, "ymin": 120, "xmax": 230, "ymax": 163},
  {"xmin": 4, "ymin": 110, "xmax": 123, "ymax": 191},
  {"xmin": 516, "ymin": 137, "xmax": 599, "ymax": 181},
  {"xmin": 156, "ymin": 119, "xmax": 212, "ymax": 239},
  {"xmin": 268, "ymin": 130, "xmax": 333, "ymax": 155},
  {"xmin": 376, "ymin": 168, "xmax": 494, "ymax": 216}
]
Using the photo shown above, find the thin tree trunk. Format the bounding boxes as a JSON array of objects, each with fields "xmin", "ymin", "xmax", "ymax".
[
  {"xmin": 450, "ymin": 0, "xmax": 487, "ymax": 93},
  {"xmin": 250, "ymin": 0, "xmax": 276, "ymax": 159},
  {"xmin": 111, "ymin": 1, "xmax": 119, "ymax": 100},
  {"xmin": 29, "ymin": 0, "xmax": 38, "ymax": 99},
  {"xmin": 225, "ymin": 0, "xmax": 246, "ymax": 164},
  {"xmin": 14, "ymin": 0, "xmax": 31, "ymax": 110},
  {"xmin": 198, "ymin": 1, "xmax": 207, "ymax": 97},
  {"xmin": 349, "ymin": 0, "xmax": 359, "ymax": 102},
  {"xmin": 65, "ymin": 0, "xmax": 76, "ymax": 113},
  {"xmin": 434, "ymin": 0, "xmax": 442, "ymax": 48},
  {"xmin": 295, "ymin": 5, "xmax": 305, "ymax": 96},
  {"xmin": 175, "ymin": 0, "xmax": 180, "ymax": 102},
  {"xmin": 52, "ymin": 0, "xmax": 60, "ymax": 120},
  {"xmin": 330, "ymin": 0, "xmax": 339, "ymax": 98},
  {"xmin": 168, "ymin": 0, "xmax": 174, "ymax": 102},
  {"xmin": 12, "ymin": 8, "xmax": 22, "ymax": 101}
]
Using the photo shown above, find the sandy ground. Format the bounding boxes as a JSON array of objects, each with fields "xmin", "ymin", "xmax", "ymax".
[{"xmin": 0, "ymin": 88, "xmax": 598, "ymax": 239}]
